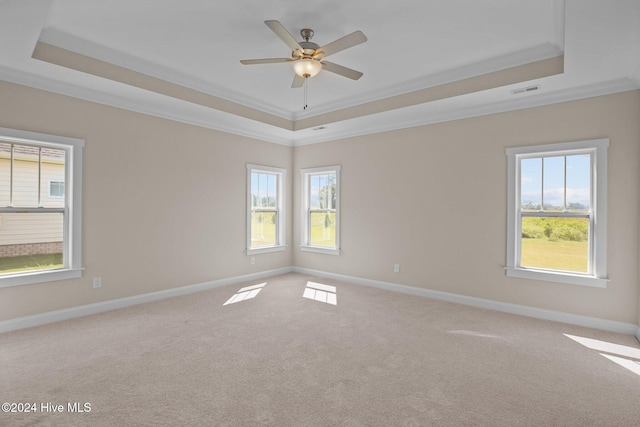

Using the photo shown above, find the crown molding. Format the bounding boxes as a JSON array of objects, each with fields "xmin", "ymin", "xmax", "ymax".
[
  {"xmin": 38, "ymin": 28, "xmax": 567, "ymax": 128},
  {"xmin": 290, "ymin": 78, "xmax": 639, "ymax": 146},
  {"xmin": 4, "ymin": 43, "xmax": 638, "ymax": 149},
  {"xmin": 293, "ymin": 43, "xmax": 564, "ymax": 121},
  {"xmin": 293, "ymin": 54, "xmax": 564, "ymax": 132},
  {"xmin": 38, "ymin": 28, "xmax": 295, "ymax": 121},
  {"xmin": 0, "ymin": 63, "xmax": 296, "ymax": 146},
  {"xmin": 3, "ymin": 58, "xmax": 636, "ymax": 148}
]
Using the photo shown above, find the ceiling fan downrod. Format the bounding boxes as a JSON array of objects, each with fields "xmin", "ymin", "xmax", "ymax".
[{"xmin": 303, "ymin": 77, "xmax": 309, "ymax": 110}]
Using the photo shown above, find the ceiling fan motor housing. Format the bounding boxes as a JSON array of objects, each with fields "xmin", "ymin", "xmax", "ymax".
[{"xmin": 294, "ymin": 40, "xmax": 321, "ymax": 60}]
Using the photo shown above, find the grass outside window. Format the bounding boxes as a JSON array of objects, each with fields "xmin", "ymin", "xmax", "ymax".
[
  {"xmin": 309, "ymin": 212, "xmax": 336, "ymax": 248},
  {"xmin": 520, "ymin": 217, "xmax": 589, "ymax": 273},
  {"xmin": 0, "ymin": 253, "xmax": 63, "ymax": 274},
  {"xmin": 250, "ymin": 212, "xmax": 277, "ymax": 247}
]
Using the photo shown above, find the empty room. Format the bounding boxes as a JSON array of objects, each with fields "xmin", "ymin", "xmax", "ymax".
[{"xmin": 1, "ymin": 0, "xmax": 640, "ymax": 425}]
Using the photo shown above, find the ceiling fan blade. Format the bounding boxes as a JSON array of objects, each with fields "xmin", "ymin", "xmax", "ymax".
[
  {"xmin": 240, "ymin": 58, "xmax": 293, "ymax": 65},
  {"xmin": 321, "ymin": 61, "xmax": 363, "ymax": 80},
  {"xmin": 318, "ymin": 31, "xmax": 367, "ymax": 58},
  {"xmin": 291, "ymin": 74, "xmax": 305, "ymax": 88},
  {"xmin": 265, "ymin": 20, "xmax": 302, "ymax": 53}
]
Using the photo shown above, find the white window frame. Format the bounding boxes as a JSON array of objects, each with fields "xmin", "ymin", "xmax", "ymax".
[
  {"xmin": 506, "ymin": 138, "xmax": 608, "ymax": 288},
  {"xmin": 0, "ymin": 127, "xmax": 84, "ymax": 288},
  {"xmin": 301, "ymin": 165, "xmax": 341, "ymax": 256},
  {"xmin": 246, "ymin": 164, "xmax": 286, "ymax": 255}
]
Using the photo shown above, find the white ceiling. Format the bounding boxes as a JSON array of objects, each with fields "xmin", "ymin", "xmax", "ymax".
[{"xmin": 0, "ymin": 0, "xmax": 639, "ymax": 145}]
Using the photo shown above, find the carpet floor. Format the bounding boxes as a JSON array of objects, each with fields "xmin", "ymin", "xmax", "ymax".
[{"xmin": 1, "ymin": 272, "xmax": 639, "ymax": 426}]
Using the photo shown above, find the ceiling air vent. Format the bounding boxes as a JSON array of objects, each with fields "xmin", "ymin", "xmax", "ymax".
[{"xmin": 510, "ymin": 84, "xmax": 540, "ymax": 95}]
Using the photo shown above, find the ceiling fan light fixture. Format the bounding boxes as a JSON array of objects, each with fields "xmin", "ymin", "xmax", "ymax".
[{"xmin": 293, "ymin": 58, "xmax": 322, "ymax": 78}]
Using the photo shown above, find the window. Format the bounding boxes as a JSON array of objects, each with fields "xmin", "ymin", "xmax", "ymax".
[
  {"xmin": 301, "ymin": 165, "xmax": 340, "ymax": 255},
  {"xmin": 0, "ymin": 127, "xmax": 83, "ymax": 287},
  {"xmin": 49, "ymin": 180, "xmax": 65, "ymax": 198},
  {"xmin": 247, "ymin": 164, "xmax": 286, "ymax": 254},
  {"xmin": 506, "ymin": 139, "xmax": 608, "ymax": 287}
]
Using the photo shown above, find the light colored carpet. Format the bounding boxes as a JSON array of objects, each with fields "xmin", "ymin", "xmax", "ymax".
[{"xmin": 1, "ymin": 272, "xmax": 639, "ymax": 426}]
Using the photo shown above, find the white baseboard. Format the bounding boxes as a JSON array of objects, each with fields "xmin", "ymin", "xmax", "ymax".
[
  {"xmin": 2, "ymin": 265, "xmax": 637, "ymax": 338},
  {"xmin": 0, "ymin": 267, "xmax": 294, "ymax": 334},
  {"xmin": 293, "ymin": 267, "xmax": 639, "ymax": 336}
]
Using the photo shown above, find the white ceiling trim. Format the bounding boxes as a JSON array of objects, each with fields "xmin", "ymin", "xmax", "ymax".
[
  {"xmin": 291, "ymin": 43, "xmax": 564, "ymax": 121},
  {"xmin": 290, "ymin": 77, "xmax": 639, "ymax": 146},
  {"xmin": 38, "ymin": 28, "xmax": 564, "ymax": 126},
  {"xmin": 3, "ymin": 55, "xmax": 636, "ymax": 148},
  {"xmin": 0, "ymin": 62, "xmax": 296, "ymax": 145},
  {"xmin": 38, "ymin": 27, "xmax": 296, "ymax": 121}
]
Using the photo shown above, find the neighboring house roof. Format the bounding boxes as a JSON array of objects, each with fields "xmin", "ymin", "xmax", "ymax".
[{"xmin": 0, "ymin": 142, "xmax": 65, "ymax": 162}]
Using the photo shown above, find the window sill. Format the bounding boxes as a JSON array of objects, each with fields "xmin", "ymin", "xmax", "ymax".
[
  {"xmin": 0, "ymin": 268, "xmax": 83, "ymax": 288},
  {"xmin": 300, "ymin": 245, "xmax": 340, "ymax": 256},
  {"xmin": 505, "ymin": 267, "xmax": 607, "ymax": 288},
  {"xmin": 247, "ymin": 245, "xmax": 286, "ymax": 255}
]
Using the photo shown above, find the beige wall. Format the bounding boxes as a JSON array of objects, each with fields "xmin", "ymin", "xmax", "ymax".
[
  {"xmin": 0, "ymin": 79, "xmax": 638, "ymax": 327},
  {"xmin": 0, "ymin": 81, "xmax": 292, "ymax": 321},
  {"xmin": 294, "ymin": 90, "xmax": 640, "ymax": 324}
]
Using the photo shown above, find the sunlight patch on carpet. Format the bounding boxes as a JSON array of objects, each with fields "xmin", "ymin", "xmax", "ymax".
[
  {"xmin": 223, "ymin": 282, "xmax": 266, "ymax": 306},
  {"xmin": 600, "ymin": 354, "xmax": 640, "ymax": 376},
  {"xmin": 564, "ymin": 334, "xmax": 640, "ymax": 377},
  {"xmin": 447, "ymin": 330, "xmax": 499, "ymax": 339},
  {"xmin": 303, "ymin": 281, "xmax": 337, "ymax": 305}
]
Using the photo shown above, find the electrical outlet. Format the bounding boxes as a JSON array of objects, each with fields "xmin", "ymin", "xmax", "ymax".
[
  {"xmin": 251, "ymin": 257, "xmax": 256, "ymax": 265},
  {"xmin": 394, "ymin": 264, "xmax": 400, "ymax": 273},
  {"xmin": 92, "ymin": 277, "xmax": 102, "ymax": 289}
]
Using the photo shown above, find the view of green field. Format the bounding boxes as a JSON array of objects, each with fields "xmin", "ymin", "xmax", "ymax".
[
  {"xmin": 250, "ymin": 212, "xmax": 277, "ymax": 247},
  {"xmin": 310, "ymin": 212, "xmax": 336, "ymax": 247},
  {"xmin": 520, "ymin": 217, "xmax": 589, "ymax": 273},
  {"xmin": 250, "ymin": 211, "xmax": 336, "ymax": 248},
  {"xmin": 0, "ymin": 253, "xmax": 63, "ymax": 274},
  {"xmin": 251, "ymin": 213, "xmax": 583, "ymax": 268},
  {"xmin": 1, "ymin": 217, "xmax": 584, "ymax": 275},
  {"xmin": 521, "ymin": 239, "xmax": 588, "ymax": 272}
]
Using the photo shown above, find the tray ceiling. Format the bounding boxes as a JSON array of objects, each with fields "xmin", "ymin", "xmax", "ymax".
[{"xmin": 0, "ymin": 0, "xmax": 638, "ymax": 145}]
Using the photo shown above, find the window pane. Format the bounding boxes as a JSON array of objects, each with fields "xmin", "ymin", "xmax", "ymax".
[
  {"xmin": 12, "ymin": 145, "xmax": 40, "ymax": 207},
  {"xmin": 318, "ymin": 174, "xmax": 328, "ymax": 208},
  {"xmin": 520, "ymin": 216, "xmax": 588, "ymax": 273},
  {"xmin": 325, "ymin": 174, "xmax": 335, "ymax": 210},
  {"xmin": 251, "ymin": 172, "xmax": 278, "ymax": 210},
  {"xmin": 566, "ymin": 154, "xmax": 590, "ymax": 212},
  {"xmin": 250, "ymin": 173, "xmax": 257, "ymax": 208},
  {"xmin": 0, "ymin": 143, "xmax": 10, "ymax": 206},
  {"xmin": 251, "ymin": 211, "xmax": 277, "ymax": 247},
  {"xmin": 543, "ymin": 156, "xmax": 564, "ymax": 211},
  {"xmin": 309, "ymin": 173, "xmax": 336, "ymax": 211},
  {"xmin": 267, "ymin": 174, "xmax": 276, "ymax": 208},
  {"xmin": 40, "ymin": 148, "xmax": 65, "ymax": 208},
  {"xmin": 0, "ymin": 212, "xmax": 64, "ymax": 274},
  {"xmin": 521, "ymin": 158, "xmax": 541, "ymax": 211},
  {"xmin": 309, "ymin": 175, "xmax": 320, "ymax": 209},
  {"xmin": 309, "ymin": 211, "xmax": 336, "ymax": 248},
  {"xmin": 258, "ymin": 173, "xmax": 268, "ymax": 208}
]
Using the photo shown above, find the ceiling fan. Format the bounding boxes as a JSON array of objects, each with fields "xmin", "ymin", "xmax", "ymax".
[{"xmin": 240, "ymin": 20, "xmax": 367, "ymax": 88}]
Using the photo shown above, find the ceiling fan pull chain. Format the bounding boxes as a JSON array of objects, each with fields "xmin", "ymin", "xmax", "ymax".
[{"xmin": 304, "ymin": 77, "xmax": 309, "ymax": 110}]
